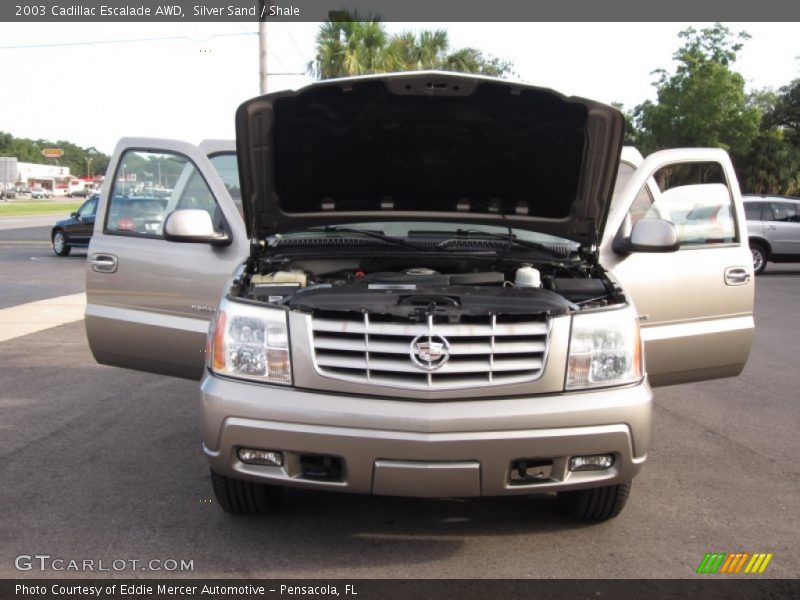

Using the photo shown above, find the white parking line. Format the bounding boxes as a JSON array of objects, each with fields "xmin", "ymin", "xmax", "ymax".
[{"xmin": 0, "ymin": 293, "xmax": 86, "ymax": 343}]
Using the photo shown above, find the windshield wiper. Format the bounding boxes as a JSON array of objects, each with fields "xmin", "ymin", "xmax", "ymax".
[
  {"xmin": 316, "ymin": 226, "xmax": 427, "ymax": 252},
  {"xmin": 437, "ymin": 229, "xmax": 576, "ymax": 258}
]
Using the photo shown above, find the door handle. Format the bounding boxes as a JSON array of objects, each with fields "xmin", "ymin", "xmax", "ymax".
[
  {"xmin": 90, "ymin": 254, "xmax": 118, "ymax": 273},
  {"xmin": 766, "ymin": 225, "xmax": 777, "ymax": 230},
  {"xmin": 724, "ymin": 266, "xmax": 750, "ymax": 286}
]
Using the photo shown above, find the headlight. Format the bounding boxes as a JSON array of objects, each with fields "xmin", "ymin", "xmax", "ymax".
[
  {"xmin": 565, "ymin": 308, "xmax": 642, "ymax": 390},
  {"xmin": 210, "ymin": 298, "xmax": 291, "ymax": 384}
]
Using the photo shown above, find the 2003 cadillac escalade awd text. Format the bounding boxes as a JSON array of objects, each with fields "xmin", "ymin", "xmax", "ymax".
[{"xmin": 85, "ymin": 72, "xmax": 755, "ymax": 521}]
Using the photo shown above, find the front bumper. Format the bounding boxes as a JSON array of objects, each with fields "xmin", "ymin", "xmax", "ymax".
[{"xmin": 201, "ymin": 374, "xmax": 652, "ymax": 497}]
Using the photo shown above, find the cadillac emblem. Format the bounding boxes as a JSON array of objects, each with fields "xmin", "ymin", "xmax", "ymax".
[{"xmin": 410, "ymin": 334, "xmax": 451, "ymax": 371}]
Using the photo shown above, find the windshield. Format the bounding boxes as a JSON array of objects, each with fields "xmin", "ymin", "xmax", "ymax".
[
  {"xmin": 273, "ymin": 221, "xmax": 576, "ymax": 245},
  {"xmin": 209, "ymin": 152, "xmax": 243, "ymax": 217}
]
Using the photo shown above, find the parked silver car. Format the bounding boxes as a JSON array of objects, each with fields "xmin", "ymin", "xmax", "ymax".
[
  {"xmin": 744, "ymin": 195, "xmax": 800, "ymax": 274},
  {"xmin": 85, "ymin": 73, "xmax": 754, "ymax": 522}
]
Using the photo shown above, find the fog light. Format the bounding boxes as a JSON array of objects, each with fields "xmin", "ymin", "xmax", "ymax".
[
  {"xmin": 238, "ymin": 448, "xmax": 283, "ymax": 466},
  {"xmin": 569, "ymin": 454, "xmax": 614, "ymax": 472}
]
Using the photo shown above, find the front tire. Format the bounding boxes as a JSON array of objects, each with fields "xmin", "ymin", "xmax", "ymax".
[
  {"xmin": 210, "ymin": 470, "xmax": 282, "ymax": 515},
  {"xmin": 750, "ymin": 242, "xmax": 767, "ymax": 275},
  {"xmin": 557, "ymin": 482, "xmax": 632, "ymax": 522},
  {"xmin": 52, "ymin": 230, "xmax": 71, "ymax": 256}
]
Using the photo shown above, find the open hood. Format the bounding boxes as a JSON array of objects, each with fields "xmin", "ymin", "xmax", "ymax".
[{"xmin": 235, "ymin": 72, "xmax": 624, "ymax": 245}]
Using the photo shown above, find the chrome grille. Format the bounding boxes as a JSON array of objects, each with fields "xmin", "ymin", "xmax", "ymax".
[{"xmin": 309, "ymin": 312, "xmax": 549, "ymax": 389}]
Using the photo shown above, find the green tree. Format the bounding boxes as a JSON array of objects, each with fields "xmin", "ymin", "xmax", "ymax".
[
  {"xmin": 762, "ymin": 78, "xmax": 800, "ymax": 143},
  {"xmin": 387, "ymin": 30, "xmax": 449, "ymax": 71},
  {"xmin": 738, "ymin": 130, "xmax": 800, "ymax": 195},
  {"xmin": 309, "ymin": 13, "xmax": 511, "ymax": 79},
  {"xmin": 737, "ymin": 80, "xmax": 800, "ymax": 194},
  {"xmin": 611, "ymin": 102, "xmax": 639, "ymax": 146},
  {"xmin": 632, "ymin": 24, "xmax": 759, "ymax": 162},
  {"xmin": 309, "ymin": 16, "xmax": 392, "ymax": 79},
  {"xmin": 0, "ymin": 131, "xmax": 110, "ymax": 181}
]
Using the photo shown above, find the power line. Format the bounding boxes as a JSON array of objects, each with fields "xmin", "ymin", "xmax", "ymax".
[
  {"xmin": 282, "ymin": 22, "xmax": 308, "ymax": 64},
  {"xmin": 0, "ymin": 31, "xmax": 256, "ymax": 51}
]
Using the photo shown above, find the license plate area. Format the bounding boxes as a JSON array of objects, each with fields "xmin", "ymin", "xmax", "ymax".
[{"xmin": 371, "ymin": 460, "xmax": 481, "ymax": 497}]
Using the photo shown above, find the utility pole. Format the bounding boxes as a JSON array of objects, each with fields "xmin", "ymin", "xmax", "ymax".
[{"xmin": 259, "ymin": 1, "xmax": 268, "ymax": 94}]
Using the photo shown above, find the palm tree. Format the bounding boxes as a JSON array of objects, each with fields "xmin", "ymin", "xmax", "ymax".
[
  {"xmin": 387, "ymin": 30, "xmax": 449, "ymax": 71},
  {"xmin": 308, "ymin": 13, "xmax": 391, "ymax": 79},
  {"xmin": 440, "ymin": 48, "xmax": 510, "ymax": 77},
  {"xmin": 308, "ymin": 15, "xmax": 511, "ymax": 80}
]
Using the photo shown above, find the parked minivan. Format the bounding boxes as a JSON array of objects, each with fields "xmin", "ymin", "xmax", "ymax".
[{"xmin": 85, "ymin": 73, "xmax": 754, "ymax": 521}]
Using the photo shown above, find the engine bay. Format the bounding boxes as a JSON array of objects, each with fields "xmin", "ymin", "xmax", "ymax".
[{"xmin": 234, "ymin": 252, "xmax": 624, "ymax": 321}]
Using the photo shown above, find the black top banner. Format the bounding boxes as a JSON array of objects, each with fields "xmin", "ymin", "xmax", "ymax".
[{"xmin": 2, "ymin": 0, "xmax": 799, "ymax": 22}]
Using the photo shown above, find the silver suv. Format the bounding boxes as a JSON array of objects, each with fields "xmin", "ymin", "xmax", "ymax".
[
  {"xmin": 85, "ymin": 73, "xmax": 754, "ymax": 522},
  {"xmin": 744, "ymin": 195, "xmax": 800, "ymax": 274}
]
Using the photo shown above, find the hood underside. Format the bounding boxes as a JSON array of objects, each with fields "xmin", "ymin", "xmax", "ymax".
[{"xmin": 235, "ymin": 72, "xmax": 624, "ymax": 244}]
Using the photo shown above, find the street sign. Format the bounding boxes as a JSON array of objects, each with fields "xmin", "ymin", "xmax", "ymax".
[{"xmin": 41, "ymin": 148, "xmax": 64, "ymax": 158}]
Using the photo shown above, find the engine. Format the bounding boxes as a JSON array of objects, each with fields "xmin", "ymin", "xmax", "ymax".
[{"xmin": 238, "ymin": 257, "xmax": 620, "ymax": 321}]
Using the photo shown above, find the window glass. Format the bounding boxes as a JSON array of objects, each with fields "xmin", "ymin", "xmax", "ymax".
[
  {"xmin": 770, "ymin": 202, "xmax": 799, "ymax": 223},
  {"xmin": 743, "ymin": 202, "xmax": 762, "ymax": 221},
  {"xmin": 625, "ymin": 162, "xmax": 736, "ymax": 246},
  {"xmin": 611, "ymin": 162, "xmax": 654, "ymax": 225},
  {"xmin": 209, "ymin": 153, "xmax": 243, "ymax": 218},
  {"xmin": 78, "ymin": 197, "xmax": 97, "ymax": 218},
  {"xmin": 611, "ymin": 162, "xmax": 634, "ymax": 204},
  {"xmin": 106, "ymin": 150, "xmax": 223, "ymax": 237}
]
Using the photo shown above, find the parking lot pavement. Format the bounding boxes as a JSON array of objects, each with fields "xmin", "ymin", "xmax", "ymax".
[
  {"xmin": 0, "ymin": 268, "xmax": 798, "ymax": 578},
  {"xmin": 0, "ymin": 293, "xmax": 85, "ymax": 343}
]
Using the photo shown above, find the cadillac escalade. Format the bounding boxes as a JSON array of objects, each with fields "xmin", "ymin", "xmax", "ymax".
[{"xmin": 85, "ymin": 72, "xmax": 755, "ymax": 521}]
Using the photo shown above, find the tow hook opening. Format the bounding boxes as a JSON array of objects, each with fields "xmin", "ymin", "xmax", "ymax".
[
  {"xmin": 509, "ymin": 458, "xmax": 553, "ymax": 484},
  {"xmin": 299, "ymin": 454, "xmax": 344, "ymax": 482}
]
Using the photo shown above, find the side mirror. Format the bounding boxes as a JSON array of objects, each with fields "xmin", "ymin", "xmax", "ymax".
[
  {"xmin": 70, "ymin": 211, "xmax": 78, "ymax": 218},
  {"xmin": 614, "ymin": 218, "xmax": 680, "ymax": 254},
  {"xmin": 163, "ymin": 209, "xmax": 230, "ymax": 246}
]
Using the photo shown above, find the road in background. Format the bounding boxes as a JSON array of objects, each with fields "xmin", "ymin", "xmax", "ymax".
[
  {"xmin": 0, "ymin": 215, "xmax": 67, "ymax": 230},
  {"xmin": 0, "ymin": 225, "xmax": 86, "ymax": 308}
]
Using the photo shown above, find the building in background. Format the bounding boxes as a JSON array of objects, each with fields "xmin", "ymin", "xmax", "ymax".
[
  {"xmin": 0, "ymin": 159, "xmax": 101, "ymax": 196},
  {"xmin": 16, "ymin": 161, "xmax": 71, "ymax": 194}
]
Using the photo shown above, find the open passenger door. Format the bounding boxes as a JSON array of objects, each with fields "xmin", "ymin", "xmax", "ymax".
[{"xmin": 600, "ymin": 148, "xmax": 754, "ymax": 387}]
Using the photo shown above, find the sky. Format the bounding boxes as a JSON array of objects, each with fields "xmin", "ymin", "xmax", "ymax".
[{"xmin": 0, "ymin": 22, "xmax": 798, "ymax": 156}]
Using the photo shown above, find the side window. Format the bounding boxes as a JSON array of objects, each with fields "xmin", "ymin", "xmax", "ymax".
[
  {"xmin": 743, "ymin": 202, "xmax": 762, "ymax": 221},
  {"xmin": 770, "ymin": 202, "xmax": 799, "ymax": 223},
  {"xmin": 611, "ymin": 162, "xmax": 635, "ymax": 204},
  {"xmin": 612, "ymin": 162, "xmax": 654, "ymax": 225},
  {"xmin": 627, "ymin": 162, "xmax": 736, "ymax": 246},
  {"xmin": 209, "ymin": 153, "xmax": 243, "ymax": 219},
  {"xmin": 106, "ymin": 150, "xmax": 223, "ymax": 237},
  {"xmin": 78, "ymin": 197, "xmax": 98, "ymax": 218}
]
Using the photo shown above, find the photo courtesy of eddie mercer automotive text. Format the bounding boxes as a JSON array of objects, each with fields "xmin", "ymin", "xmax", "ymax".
[{"xmin": 84, "ymin": 71, "xmax": 754, "ymax": 522}]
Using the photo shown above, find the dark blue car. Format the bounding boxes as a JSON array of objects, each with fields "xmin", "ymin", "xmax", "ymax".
[{"xmin": 51, "ymin": 194, "xmax": 99, "ymax": 256}]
